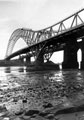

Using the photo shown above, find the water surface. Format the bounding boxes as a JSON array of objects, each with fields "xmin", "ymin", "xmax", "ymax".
[{"xmin": 0, "ymin": 67, "xmax": 84, "ymax": 120}]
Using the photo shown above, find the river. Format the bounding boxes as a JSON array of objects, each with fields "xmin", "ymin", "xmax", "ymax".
[{"xmin": 0, "ymin": 67, "xmax": 84, "ymax": 120}]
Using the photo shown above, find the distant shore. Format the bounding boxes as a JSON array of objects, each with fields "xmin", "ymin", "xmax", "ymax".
[{"xmin": 0, "ymin": 60, "xmax": 59, "ymax": 70}]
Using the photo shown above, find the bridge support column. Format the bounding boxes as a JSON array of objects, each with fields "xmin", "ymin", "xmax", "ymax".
[
  {"xmin": 62, "ymin": 40, "xmax": 78, "ymax": 69},
  {"xmin": 35, "ymin": 54, "xmax": 44, "ymax": 65},
  {"xmin": 81, "ymin": 38, "xmax": 84, "ymax": 69},
  {"xmin": 19, "ymin": 55, "xmax": 24, "ymax": 63},
  {"xmin": 26, "ymin": 56, "xmax": 31, "ymax": 64}
]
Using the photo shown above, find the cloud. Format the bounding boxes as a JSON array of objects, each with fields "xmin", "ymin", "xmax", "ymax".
[{"xmin": 0, "ymin": 0, "xmax": 84, "ymax": 59}]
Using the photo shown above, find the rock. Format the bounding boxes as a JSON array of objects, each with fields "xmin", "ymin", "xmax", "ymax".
[
  {"xmin": 0, "ymin": 106, "xmax": 7, "ymax": 113},
  {"xmin": 13, "ymin": 118, "xmax": 21, "ymax": 120},
  {"xmin": 25, "ymin": 110, "xmax": 40, "ymax": 116},
  {"xmin": 5, "ymin": 100, "xmax": 23, "ymax": 114},
  {"xmin": 39, "ymin": 112, "xmax": 49, "ymax": 117},
  {"xmin": 55, "ymin": 104, "xmax": 84, "ymax": 116},
  {"xmin": 43, "ymin": 103, "xmax": 53, "ymax": 108},
  {"xmin": 22, "ymin": 99, "xmax": 27, "ymax": 103},
  {"xmin": 22, "ymin": 115, "xmax": 30, "ymax": 119},
  {"xmin": 0, "ymin": 111, "xmax": 8, "ymax": 117},
  {"xmin": 55, "ymin": 107, "xmax": 76, "ymax": 115},
  {"xmin": 3, "ymin": 117, "xmax": 9, "ymax": 120},
  {"xmin": 46, "ymin": 114, "xmax": 54, "ymax": 120},
  {"xmin": 15, "ymin": 111, "xmax": 24, "ymax": 116}
]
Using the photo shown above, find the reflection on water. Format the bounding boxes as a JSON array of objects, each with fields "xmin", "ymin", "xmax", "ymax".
[{"xmin": 0, "ymin": 67, "xmax": 84, "ymax": 119}]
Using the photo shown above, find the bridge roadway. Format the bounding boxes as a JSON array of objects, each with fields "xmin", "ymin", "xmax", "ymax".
[{"xmin": 5, "ymin": 8, "xmax": 84, "ymax": 69}]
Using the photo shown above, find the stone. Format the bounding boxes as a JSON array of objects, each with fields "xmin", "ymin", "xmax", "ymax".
[
  {"xmin": 43, "ymin": 103, "xmax": 53, "ymax": 108},
  {"xmin": 46, "ymin": 114, "xmax": 54, "ymax": 120},
  {"xmin": 15, "ymin": 111, "xmax": 24, "ymax": 116},
  {"xmin": 3, "ymin": 117, "xmax": 9, "ymax": 120},
  {"xmin": 13, "ymin": 118, "xmax": 21, "ymax": 120},
  {"xmin": 39, "ymin": 112, "xmax": 49, "ymax": 117},
  {"xmin": 5, "ymin": 100, "xmax": 23, "ymax": 114},
  {"xmin": 25, "ymin": 110, "xmax": 40, "ymax": 116}
]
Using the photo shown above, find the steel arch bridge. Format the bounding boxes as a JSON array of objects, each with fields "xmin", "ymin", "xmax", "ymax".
[
  {"xmin": 5, "ymin": 8, "xmax": 84, "ymax": 69},
  {"xmin": 6, "ymin": 9, "xmax": 84, "ymax": 57}
]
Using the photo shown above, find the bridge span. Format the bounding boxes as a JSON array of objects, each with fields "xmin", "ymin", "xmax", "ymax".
[{"xmin": 5, "ymin": 8, "xmax": 84, "ymax": 69}]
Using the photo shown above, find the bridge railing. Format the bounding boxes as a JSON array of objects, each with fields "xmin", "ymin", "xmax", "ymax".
[
  {"xmin": 22, "ymin": 8, "xmax": 84, "ymax": 46},
  {"xmin": 35, "ymin": 8, "xmax": 84, "ymax": 42}
]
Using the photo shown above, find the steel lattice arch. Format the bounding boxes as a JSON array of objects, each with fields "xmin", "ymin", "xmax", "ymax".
[
  {"xmin": 6, "ymin": 8, "xmax": 84, "ymax": 60},
  {"xmin": 6, "ymin": 27, "xmax": 53, "ymax": 57}
]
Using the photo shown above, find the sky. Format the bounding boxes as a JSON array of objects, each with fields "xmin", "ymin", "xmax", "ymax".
[{"xmin": 0, "ymin": 0, "xmax": 84, "ymax": 60}]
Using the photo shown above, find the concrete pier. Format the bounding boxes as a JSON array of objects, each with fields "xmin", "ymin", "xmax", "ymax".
[
  {"xmin": 26, "ymin": 56, "xmax": 31, "ymax": 64},
  {"xmin": 62, "ymin": 41, "xmax": 78, "ymax": 69},
  {"xmin": 81, "ymin": 38, "xmax": 84, "ymax": 69},
  {"xmin": 35, "ymin": 54, "xmax": 44, "ymax": 65}
]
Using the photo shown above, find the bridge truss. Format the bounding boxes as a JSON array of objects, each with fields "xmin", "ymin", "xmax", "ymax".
[{"xmin": 6, "ymin": 9, "xmax": 84, "ymax": 61}]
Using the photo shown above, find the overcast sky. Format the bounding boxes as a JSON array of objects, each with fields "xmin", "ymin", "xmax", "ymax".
[{"xmin": 0, "ymin": 0, "xmax": 84, "ymax": 59}]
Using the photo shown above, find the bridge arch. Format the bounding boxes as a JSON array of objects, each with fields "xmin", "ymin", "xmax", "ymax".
[{"xmin": 5, "ymin": 28, "xmax": 36, "ymax": 57}]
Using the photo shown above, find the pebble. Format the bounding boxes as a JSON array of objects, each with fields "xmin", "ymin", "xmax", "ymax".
[
  {"xmin": 0, "ymin": 112, "xmax": 7, "ymax": 117},
  {"xmin": 3, "ymin": 117, "xmax": 9, "ymax": 120},
  {"xmin": 39, "ymin": 112, "xmax": 49, "ymax": 117},
  {"xmin": 13, "ymin": 117, "xmax": 21, "ymax": 120},
  {"xmin": 25, "ymin": 110, "xmax": 40, "ymax": 116},
  {"xmin": 22, "ymin": 115, "xmax": 30, "ymax": 119},
  {"xmin": 46, "ymin": 114, "xmax": 54, "ymax": 119},
  {"xmin": 15, "ymin": 111, "xmax": 23, "ymax": 116},
  {"xmin": 43, "ymin": 103, "xmax": 53, "ymax": 108}
]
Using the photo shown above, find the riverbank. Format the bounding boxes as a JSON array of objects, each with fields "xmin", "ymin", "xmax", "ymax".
[
  {"xmin": 0, "ymin": 68, "xmax": 84, "ymax": 120},
  {"xmin": 0, "ymin": 60, "xmax": 59, "ymax": 71}
]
